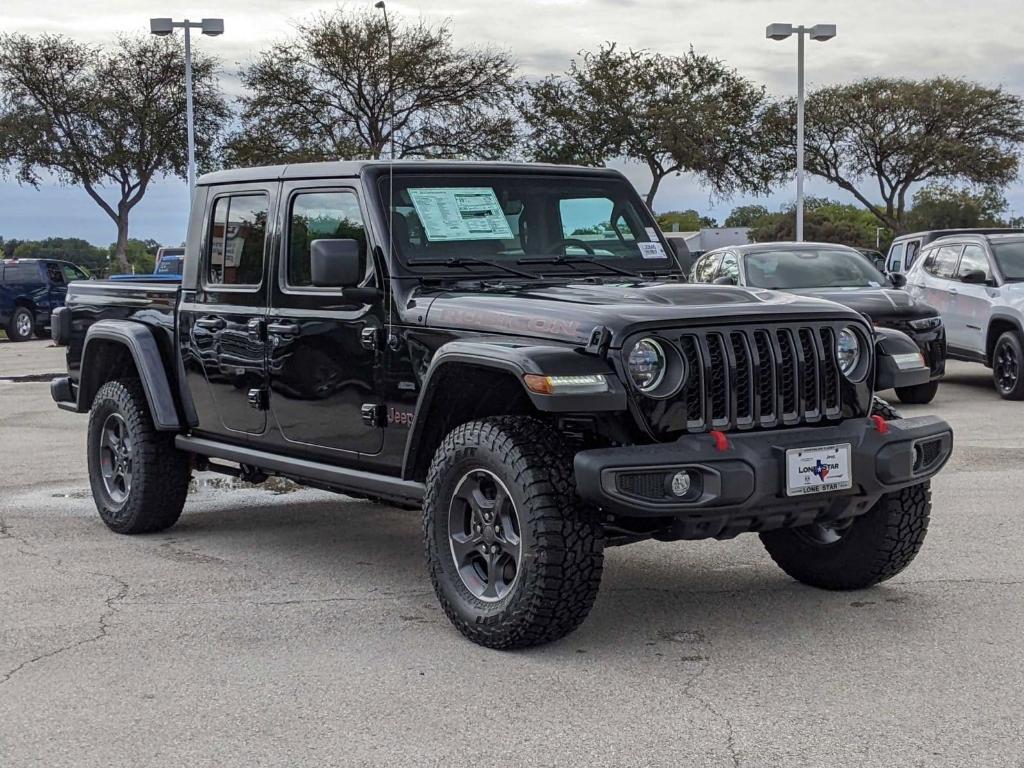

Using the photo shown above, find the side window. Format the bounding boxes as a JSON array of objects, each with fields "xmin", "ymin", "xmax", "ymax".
[
  {"xmin": 719, "ymin": 252, "xmax": 739, "ymax": 282},
  {"xmin": 905, "ymin": 240, "xmax": 921, "ymax": 268},
  {"xmin": 208, "ymin": 194, "xmax": 268, "ymax": 286},
  {"xmin": 61, "ymin": 264, "xmax": 86, "ymax": 282},
  {"xmin": 287, "ymin": 191, "xmax": 368, "ymax": 288},
  {"xmin": 46, "ymin": 263, "xmax": 65, "ymax": 285},
  {"xmin": 957, "ymin": 245, "xmax": 991, "ymax": 281},
  {"xmin": 691, "ymin": 254, "xmax": 721, "ymax": 283},
  {"xmin": 888, "ymin": 242, "xmax": 906, "ymax": 272},
  {"xmin": 927, "ymin": 245, "xmax": 962, "ymax": 280}
]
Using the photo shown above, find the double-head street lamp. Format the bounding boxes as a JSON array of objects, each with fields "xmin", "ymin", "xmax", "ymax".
[
  {"xmin": 150, "ymin": 17, "xmax": 224, "ymax": 197},
  {"xmin": 766, "ymin": 23, "xmax": 836, "ymax": 242}
]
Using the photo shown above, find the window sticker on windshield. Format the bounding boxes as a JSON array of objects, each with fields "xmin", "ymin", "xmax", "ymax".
[
  {"xmin": 638, "ymin": 242, "xmax": 666, "ymax": 260},
  {"xmin": 408, "ymin": 187, "xmax": 514, "ymax": 242}
]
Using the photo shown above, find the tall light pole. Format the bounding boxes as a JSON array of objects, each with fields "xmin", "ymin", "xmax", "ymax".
[
  {"xmin": 766, "ymin": 23, "xmax": 836, "ymax": 242},
  {"xmin": 150, "ymin": 17, "xmax": 224, "ymax": 197}
]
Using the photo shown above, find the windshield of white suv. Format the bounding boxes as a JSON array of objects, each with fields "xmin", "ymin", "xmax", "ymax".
[
  {"xmin": 991, "ymin": 240, "xmax": 1024, "ymax": 282},
  {"xmin": 743, "ymin": 248, "xmax": 888, "ymax": 289},
  {"xmin": 381, "ymin": 174, "xmax": 672, "ymax": 274}
]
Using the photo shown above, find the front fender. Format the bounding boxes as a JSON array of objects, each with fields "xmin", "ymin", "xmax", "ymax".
[
  {"xmin": 78, "ymin": 320, "xmax": 181, "ymax": 430},
  {"xmin": 874, "ymin": 327, "xmax": 930, "ymax": 391},
  {"xmin": 400, "ymin": 339, "xmax": 627, "ymax": 480}
]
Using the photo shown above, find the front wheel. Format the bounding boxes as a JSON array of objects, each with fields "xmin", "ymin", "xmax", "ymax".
[
  {"xmin": 760, "ymin": 482, "xmax": 931, "ymax": 590},
  {"xmin": 423, "ymin": 417, "xmax": 604, "ymax": 649},
  {"xmin": 6, "ymin": 306, "xmax": 35, "ymax": 341},
  {"xmin": 895, "ymin": 380, "xmax": 939, "ymax": 405},
  {"xmin": 992, "ymin": 331, "xmax": 1024, "ymax": 400},
  {"xmin": 87, "ymin": 379, "xmax": 191, "ymax": 534}
]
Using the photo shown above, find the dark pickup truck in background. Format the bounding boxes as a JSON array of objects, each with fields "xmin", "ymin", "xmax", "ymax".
[
  {"xmin": 50, "ymin": 161, "xmax": 953, "ymax": 649},
  {"xmin": 1, "ymin": 258, "xmax": 90, "ymax": 341}
]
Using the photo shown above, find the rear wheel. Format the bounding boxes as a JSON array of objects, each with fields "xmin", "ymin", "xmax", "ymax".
[
  {"xmin": 423, "ymin": 416, "xmax": 604, "ymax": 649},
  {"xmin": 760, "ymin": 482, "xmax": 931, "ymax": 590},
  {"xmin": 87, "ymin": 379, "xmax": 191, "ymax": 534},
  {"xmin": 6, "ymin": 306, "xmax": 34, "ymax": 342},
  {"xmin": 895, "ymin": 380, "xmax": 939, "ymax": 405},
  {"xmin": 992, "ymin": 331, "xmax": 1024, "ymax": 400}
]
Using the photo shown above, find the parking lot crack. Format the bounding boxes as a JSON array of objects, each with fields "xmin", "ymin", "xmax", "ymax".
[
  {"xmin": 0, "ymin": 545, "xmax": 130, "ymax": 688},
  {"xmin": 678, "ymin": 639, "xmax": 743, "ymax": 768}
]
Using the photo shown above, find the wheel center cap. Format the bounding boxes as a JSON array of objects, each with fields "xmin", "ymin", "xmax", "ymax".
[{"xmin": 482, "ymin": 526, "xmax": 497, "ymax": 545}]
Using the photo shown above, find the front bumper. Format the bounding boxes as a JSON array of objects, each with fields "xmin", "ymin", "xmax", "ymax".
[{"xmin": 574, "ymin": 415, "xmax": 953, "ymax": 540}]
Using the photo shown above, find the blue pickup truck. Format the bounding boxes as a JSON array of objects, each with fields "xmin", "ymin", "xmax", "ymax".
[
  {"xmin": 108, "ymin": 247, "xmax": 184, "ymax": 283},
  {"xmin": 1, "ymin": 259, "xmax": 91, "ymax": 341}
]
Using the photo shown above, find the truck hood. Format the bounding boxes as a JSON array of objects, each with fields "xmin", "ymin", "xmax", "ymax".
[{"xmin": 419, "ymin": 280, "xmax": 861, "ymax": 346}]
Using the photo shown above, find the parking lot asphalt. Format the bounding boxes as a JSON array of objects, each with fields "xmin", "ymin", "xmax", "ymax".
[{"xmin": 1, "ymin": 338, "xmax": 1023, "ymax": 768}]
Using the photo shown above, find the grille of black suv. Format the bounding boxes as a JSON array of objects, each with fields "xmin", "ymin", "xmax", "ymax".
[{"xmin": 660, "ymin": 324, "xmax": 847, "ymax": 433}]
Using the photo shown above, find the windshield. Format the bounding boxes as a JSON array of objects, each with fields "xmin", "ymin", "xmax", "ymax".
[
  {"xmin": 743, "ymin": 248, "xmax": 888, "ymax": 289},
  {"xmin": 992, "ymin": 240, "xmax": 1024, "ymax": 281},
  {"xmin": 380, "ymin": 174, "xmax": 672, "ymax": 274}
]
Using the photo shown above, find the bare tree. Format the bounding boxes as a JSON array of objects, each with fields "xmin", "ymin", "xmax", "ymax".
[
  {"xmin": 224, "ymin": 8, "xmax": 521, "ymax": 165},
  {"xmin": 0, "ymin": 34, "xmax": 229, "ymax": 270}
]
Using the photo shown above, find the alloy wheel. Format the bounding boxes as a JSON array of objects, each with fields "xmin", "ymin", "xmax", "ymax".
[
  {"xmin": 99, "ymin": 412, "xmax": 133, "ymax": 504},
  {"xmin": 448, "ymin": 468, "xmax": 522, "ymax": 602},
  {"xmin": 995, "ymin": 341, "xmax": 1019, "ymax": 394},
  {"xmin": 15, "ymin": 312, "xmax": 31, "ymax": 338}
]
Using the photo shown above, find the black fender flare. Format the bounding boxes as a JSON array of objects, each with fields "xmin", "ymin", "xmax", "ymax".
[
  {"xmin": 400, "ymin": 339, "xmax": 627, "ymax": 480},
  {"xmin": 873, "ymin": 326, "xmax": 930, "ymax": 391},
  {"xmin": 986, "ymin": 311, "xmax": 1024, "ymax": 354},
  {"xmin": 79, "ymin": 320, "xmax": 181, "ymax": 430}
]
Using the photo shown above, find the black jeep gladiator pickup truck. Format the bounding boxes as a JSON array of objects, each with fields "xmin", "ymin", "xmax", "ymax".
[{"xmin": 50, "ymin": 161, "xmax": 953, "ymax": 649}]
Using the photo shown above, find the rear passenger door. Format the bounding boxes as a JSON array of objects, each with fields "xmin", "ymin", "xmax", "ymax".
[
  {"xmin": 265, "ymin": 183, "xmax": 384, "ymax": 458},
  {"xmin": 181, "ymin": 183, "xmax": 274, "ymax": 437}
]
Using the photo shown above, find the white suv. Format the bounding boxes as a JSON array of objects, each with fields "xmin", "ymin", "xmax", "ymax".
[{"xmin": 905, "ymin": 234, "xmax": 1024, "ymax": 399}]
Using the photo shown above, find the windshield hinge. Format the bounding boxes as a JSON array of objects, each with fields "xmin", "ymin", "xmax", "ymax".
[{"xmin": 585, "ymin": 325, "xmax": 611, "ymax": 355}]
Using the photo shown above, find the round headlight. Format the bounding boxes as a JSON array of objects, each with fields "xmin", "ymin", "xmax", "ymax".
[
  {"xmin": 836, "ymin": 327, "xmax": 862, "ymax": 378},
  {"xmin": 627, "ymin": 338, "xmax": 666, "ymax": 392}
]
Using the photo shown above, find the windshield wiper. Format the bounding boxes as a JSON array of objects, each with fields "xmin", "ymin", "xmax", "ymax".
[
  {"xmin": 517, "ymin": 255, "xmax": 640, "ymax": 278},
  {"xmin": 413, "ymin": 257, "xmax": 537, "ymax": 280}
]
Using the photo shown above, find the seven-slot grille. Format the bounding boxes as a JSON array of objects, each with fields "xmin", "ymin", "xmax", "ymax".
[{"xmin": 654, "ymin": 324, "xmax": 847, "ymax": 433}]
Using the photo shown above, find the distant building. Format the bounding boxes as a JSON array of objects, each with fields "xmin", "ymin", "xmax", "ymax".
[{"xmin": 663, "ymin": 227, "xmax": 752, "ymax": 256}]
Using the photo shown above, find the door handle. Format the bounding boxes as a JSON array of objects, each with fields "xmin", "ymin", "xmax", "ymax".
[
  {"xmin": 195, "ymin": 316, "xmax": 226, "ymax": 330},
  {"xmin": 267, "ymin": 321, "xmax": 300, "ymax": 337}
]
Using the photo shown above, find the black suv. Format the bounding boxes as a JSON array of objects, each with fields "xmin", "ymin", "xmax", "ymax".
[{"xmin": 50, "ymin": 161, "xmax": 953, "ymax": 648}]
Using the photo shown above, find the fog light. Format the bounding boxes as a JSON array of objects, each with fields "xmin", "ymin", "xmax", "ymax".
[{"xmin": 670, "ymin": 471, "xmax": 692, "ymax": 497}]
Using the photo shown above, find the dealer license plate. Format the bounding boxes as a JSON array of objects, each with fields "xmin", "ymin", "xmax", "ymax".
[{"xmin": 785, "ymin": 444, "xmax": 853, "ymax": 497}]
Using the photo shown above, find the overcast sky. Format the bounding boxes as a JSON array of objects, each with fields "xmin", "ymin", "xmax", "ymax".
[{"xmin": 3, "ymin": 0, "xmax": 1024, "ymax": 248}]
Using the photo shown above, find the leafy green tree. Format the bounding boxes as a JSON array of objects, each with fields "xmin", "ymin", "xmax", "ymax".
[
  {"xmin": 656, "ymin": 210, "xmax": 716, "ymax": 231},
  {"xmin": 0, "ymin": 237, "xmax": 23, "ymax": 258},
  {"xmin": 522, "ymin": 44, "xmax": 777, "ymax": 207},
  {"xmin": 905, "ymin": 184, "xmax": 1008, "ymax": 230},
  {"xmin": 771, "ymin": 77, "xmax": 1024, "ymax": 233},
  {"xmin": 9, "ymin": 237, "xmax": 107, "ymax": 272},
  {"xmin": 0, "ymin": 34, "xmax": 229, "ymax": 271},
  {"xmin": 225, "ymin": 8, "xmax": 520, "ymax": 165},
  {"xmin": 106, "ymin": 238, "xmax": 160, "ymax": 274},
  {"xmin": 724, "ymin": 204, "xmax": 769, "ymax": 228},
  {"xmin": 748, "ymin": 199, "xmax": 891, "ymax": 249}
]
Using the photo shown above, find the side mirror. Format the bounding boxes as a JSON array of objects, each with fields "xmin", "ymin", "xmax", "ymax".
[
  {"xmin": 713, "ymin": 275, "xmax": 736, "ymax": 286},
  {"xmin": 889, "ymin": 272, "xmax": 907, "ymax": 289},
  {"xmin": 311, "ymin": 239, "xmax": 362, "ymax": 288},
  {"xmin": 960, "ymin": 269, "xmax": 988, "ymax": 285}
]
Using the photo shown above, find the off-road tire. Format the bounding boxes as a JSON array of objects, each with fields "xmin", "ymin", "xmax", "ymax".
[
  {"xmin": 423, "ymin": 416, "xmax": 604, "ymax": 649},
  {"xmin": 871, "ymin": 396, "xmax": 901, "ymax": 421},
  {"xmin": 992, "ymin": 330, "xmax": 1024, "ymax": 400},
  {"xmin": 760, "ymin": 482, "xmax": 931, "ymax": 590},
  {"xmin": 87, "ymin": 378, "xmax": 190, "ymax": 534},
  {"xmin": 895, "ymin": 380, "xmax": 939, "ymax": 405},
  {"xmin": 7, "ymin": 306, "xmax": 34, "ymax": 342}
]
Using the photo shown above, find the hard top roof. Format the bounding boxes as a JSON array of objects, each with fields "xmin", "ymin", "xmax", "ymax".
[{"xmin": 198, "ymin": 159, "xmax": 616, "ymax": 186}]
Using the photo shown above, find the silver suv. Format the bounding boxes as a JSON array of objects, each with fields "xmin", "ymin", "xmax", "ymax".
[{"xmin": 904, "ymin": 233, "xmax": 1024, "ymax": 399}]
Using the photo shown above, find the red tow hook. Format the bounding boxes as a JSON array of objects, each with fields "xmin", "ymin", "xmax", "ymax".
[
  {"xmin": 709, "ymin": 430, "xmax": 730, "ymax": 452},
  {"xmin": 870, "ymin": 414, "xmax": 889, "ymax": 435}
]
